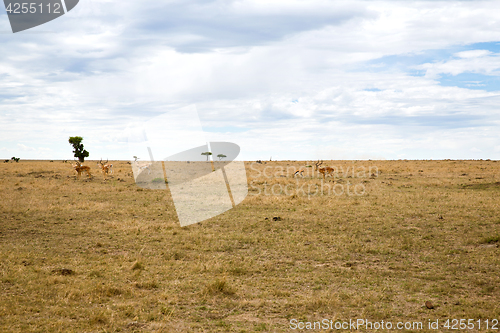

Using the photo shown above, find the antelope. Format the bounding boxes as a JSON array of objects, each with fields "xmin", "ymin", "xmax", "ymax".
[
  {"xmin": 132, "ymin": 157, "xmax": 152, "ymax": 175},
  {"xmin": 73, "ymin": 160, "xmax": 92, "ymax": 179},
  {"xmin": 314, "ymin": 161, "xmax": 335, "ymax": 180},
  {"xmin": 294, "ymin": 169, "xmax": 305, "ymax": 177},
  {"xmin": 294, "ymin": 166, "xmax": 308, "ymax": 178},
  {"xmin": 98, "ymin": 158, "xmax": 113, "ymax": 180}
]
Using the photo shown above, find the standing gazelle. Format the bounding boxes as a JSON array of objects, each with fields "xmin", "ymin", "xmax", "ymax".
[
  {"xmin": 314, "ymin": 161, "xmax": 335, "ymax": 180},
  {"xmin": 98, "ymin": 158, "xmax": 113, "ymax": 180},
  {"xmin": 73, "ymin": 160, "xmax": 92, "ymax": 179},
  {"xmin": 133, "ymin": 156, "xmax": 152, "ymax": 175}
]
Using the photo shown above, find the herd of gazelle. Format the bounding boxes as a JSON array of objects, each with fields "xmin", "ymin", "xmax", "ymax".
[
  {"xmin": 72, "ymin": 157, "xmax": 151, "ymax": 180},
  {"xmin": 294, "ymin": 161, "xmax": 335, "ymax": 180},
  {"xmin": 72, "ymin": 159, "xmax": 333, "ymax": 180},
  {"xmin": 73, "ymin": 158, "xmax": 113, "ymax": 180}
]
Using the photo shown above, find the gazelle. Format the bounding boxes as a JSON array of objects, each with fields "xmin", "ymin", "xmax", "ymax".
[
  {"xmin": 98, "ymin": 158, "xmax": 113, "ymax": 180},
  {"xmin": 73, "ymin": 160, "xmax": 92, "ymax": 179},
  {"xmin": 133, "ymin": 157, "xmax": 152, "ymax": 175},
  {"xmin": 294, "ymin": 169, "xmax": 305, "ymax": 177},
  {"xmin": 314, "ymin": 161, "xmax": 335, "ymax": 180},
  {"xmin": 294, "ymin": 166, "xmax": 308, "ymax": 178}
]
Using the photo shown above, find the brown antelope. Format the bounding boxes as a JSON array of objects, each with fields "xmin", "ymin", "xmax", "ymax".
[
  {"xmin": 294, "ymin": 169, "xmax": 305, "ymax": 177},
  {"xmin": 314, "ymin": 161, "xmax": 335, "ymax": 180},
  {"xmin": 98, "ymin": 158, "xmax": 113, "ymax": 180},
  {"xmin": 294, "ymin": 165, "xmax": 309, "ymax": 177},
  {"xmin": 73, "ymin": 160, "xmax": 92, "ymax": 179}
]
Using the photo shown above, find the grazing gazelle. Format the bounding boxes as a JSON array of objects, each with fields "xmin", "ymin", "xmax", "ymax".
[
  {"xmin": 98, "ymin": 158, "xmax": 113, "ymax": 180},
  {"xmin": 314, "ymin": 161, "xmax": 335, "ymax": 180},
  {"xmin": 294, "ymin": 169, "xmax": 305, "ymax": 177},
  {"xmin": 73, "ymin": 160, "xmax": 92, "ymax": 179},
  {"xmin": 294, "ymin": 166, "xmax": 308, "ymax": 177}
]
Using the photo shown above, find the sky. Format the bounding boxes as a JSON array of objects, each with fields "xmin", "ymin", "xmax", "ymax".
[{"xmin": 1, "ymin": 0, "xmax": 500, "ymax": 161}]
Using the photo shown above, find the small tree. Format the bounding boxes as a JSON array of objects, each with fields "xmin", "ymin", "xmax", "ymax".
[
  {"xmin": 217, "ymin": 154, "xmax": 226, "ymax": 161},
  {"xmin": 68, "ymin": 136, "xmax": 89, "ymax": 162},
  {"xmin": 201, "ymin": 152, "xmax": 212, "ymax": 161}
]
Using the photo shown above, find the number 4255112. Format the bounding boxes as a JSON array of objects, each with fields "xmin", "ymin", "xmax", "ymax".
[
  {"xmin": 5, "ymin": 2, "xmax": 62, "ymax": 14},
  {"xmin": 443, "ymin": 319, "xmax": 498, "ymax": 330}
]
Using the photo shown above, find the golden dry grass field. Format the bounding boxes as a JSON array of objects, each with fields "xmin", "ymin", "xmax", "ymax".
[{"xmin": 0, "ymin": 159, "xmax": 499, "ymax": 332}]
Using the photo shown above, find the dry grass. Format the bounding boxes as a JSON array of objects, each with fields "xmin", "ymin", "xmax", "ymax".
[{"xmin": 0, "ymin": 159, "xmax": 499, "ymax": 332}]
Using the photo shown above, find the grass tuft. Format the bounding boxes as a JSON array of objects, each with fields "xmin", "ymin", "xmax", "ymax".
[
  {"xmin": 480, "ymin": 235, "xmax": 500, "ymax": 244},
  {"xmin": 203, "ymin": 278, "xmax": 236, "ymax": 296},
  {"xmin": 135, "ymin": 281, "xmax": 159, "ymax": 289},
  {"xmin": 96, "ymin": 285, "xmax": 123, "ymax": 297},
  {"xmin": 51, "ymin": 268, "xmax": 75, "ymax": 276},
  {"xmin": 131, "ymin": 261, "xmax": 144, "ymax": 270}
]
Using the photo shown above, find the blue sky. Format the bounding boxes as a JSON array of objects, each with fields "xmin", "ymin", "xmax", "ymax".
[{"xmin": 1, "ymin": 0, "xmax": 500, "ymax": 160}]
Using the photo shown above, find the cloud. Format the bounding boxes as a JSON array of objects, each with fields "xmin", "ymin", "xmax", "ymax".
[
  {"xmin": 455, "ymin": 50, "xmax": 493, "ymax": 59},
  {"xmin": 129, "ymin": 0, "xmax": 376, "ymax": 53},
  {"xmin": 17, "ymin": 143, "xmax": 36, "ymax": 151},
  {"xmin": 418, "ymin": 50, "xmax": 500, "ymax": 78}
]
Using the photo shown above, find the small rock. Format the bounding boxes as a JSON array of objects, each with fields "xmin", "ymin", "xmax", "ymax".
[{"xmin": 425, "ymin": 301, "xmax": 434, "ymax": 309}]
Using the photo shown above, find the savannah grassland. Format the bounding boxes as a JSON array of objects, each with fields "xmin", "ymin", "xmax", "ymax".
[{"xmin": 0, "ymin": 159, "xmax": 499, "ymax": 332}]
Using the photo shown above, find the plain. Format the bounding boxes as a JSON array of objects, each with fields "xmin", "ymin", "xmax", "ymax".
[{"xmin": 0, "ymin": 160, "xmax": 499, "ymax": 332}]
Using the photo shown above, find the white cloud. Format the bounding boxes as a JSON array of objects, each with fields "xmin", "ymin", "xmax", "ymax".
[
  {"xmin": 455, "ymin": 50, "xmax": 493, "ymax": 59},
  {"xmin": 418, "ymin": 51, "xmax": 500, "ymax": 78},
  {"xmin": 17, "ymin": 143, "xmax": 36, "ymax": 151}
]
